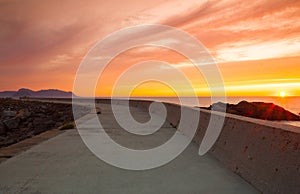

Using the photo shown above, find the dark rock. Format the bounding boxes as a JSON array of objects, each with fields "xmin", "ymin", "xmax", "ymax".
[
  {"xmin": 207, "ymin": 101, "xmax": 300, "ymax": 121},
  {"xmin": 1, "ymin": 110, "xmax": 17, "ymax": 118},
  {"xmin": 16, "ymin": 109, "xmax": 31, "ymax": 119},
  {"xmin": 40, "ymin": 105, "xmax": 47, "ymax": 110},
  {"xmin": 3, "ymin": 117, "xmax": 20, "ymax": 130},
  {"xmin": 33, "ymin": 118, "xmax": 46, "ymax": 125},
  {"xmin": 0, "ymin": 122, "xmax": 6, "ymax": 135},
  {"xmin": 55, "ymin": 122, "xmax": 63, "ymax": 127},
  {"xmin": 211, "ymin": 102, "xmax": 227, "ymax": 112},
  {"xmin": 44, "ymin": 120, "xmax": 54, "ymax": 126},
  {"xmin": 0, "ymin": 99, "xmax": 90, "ymax": 148},
  {"xmin": 96, "ymin": 107, "xmax": 102, "ymax": 114},
  {"xmin": 34, "ymin": 113, "xmax": 47, "ymax": 118}
]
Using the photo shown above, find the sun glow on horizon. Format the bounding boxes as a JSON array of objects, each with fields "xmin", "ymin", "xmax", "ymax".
[{"xmin": 279, "ymin": 91, "xmax": 287, "ymax": 98}]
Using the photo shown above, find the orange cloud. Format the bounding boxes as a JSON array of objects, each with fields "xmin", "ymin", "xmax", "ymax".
[{"xmin": 0, "ymin": 0, "xmax": 299, "ymax": 97}]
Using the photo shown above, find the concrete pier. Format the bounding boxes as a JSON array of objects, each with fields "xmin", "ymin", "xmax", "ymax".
[{"xmin": 0, "ymin": 103, "xmax": 258, "ymax": 193}]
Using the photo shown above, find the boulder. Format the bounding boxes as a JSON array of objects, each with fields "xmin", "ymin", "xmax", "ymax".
[
  {"xmin": 211, "ymin": 102, "xmax": 227, "ymax": 112},
  {"xmin": 33, "ymin": 118, "xmax": 46, "ymax": 126},
  {"xmin": 0, "ymin": 122, "xmax": 6, "ymax": 135},
  {"xmin": 1, "ymin": 110, "xmax": 17, "ymax": 118},
  {"xmin": 3, "ymin": 117, "xmax": 20, "ymax": 130},
  {"xmin": 96, "ymin": 107, "xmax": 102, "ymax": 114},
  {"xmin": 16, "ymin": 109, "xmax": 31, "ymax": 119}
]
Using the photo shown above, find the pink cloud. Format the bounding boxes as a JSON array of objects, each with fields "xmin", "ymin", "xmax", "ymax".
[{"xmin": 0, "ymin": 0, "xmax": 299, "ymax": 92}]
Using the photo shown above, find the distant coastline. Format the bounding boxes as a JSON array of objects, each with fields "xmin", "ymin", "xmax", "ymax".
[
  {"xmin": 0, "ymin": 88, "xmax": 75, "ymax": 98},
  {"xmin": 130, "ymin": 96, "xmax": 300, "ymax": 115},
  {"xmin": 1, "ymin": 89, "xmax": 299, "ymax": 126},
  {"xmin": 130, "ymin": 96, "xmax": 300, "ymax": 128}
]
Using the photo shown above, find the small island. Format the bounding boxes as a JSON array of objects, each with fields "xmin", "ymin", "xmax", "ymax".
[{"xmin": 203, "ymin": 101, "xmax": 300, "ymax": 121}]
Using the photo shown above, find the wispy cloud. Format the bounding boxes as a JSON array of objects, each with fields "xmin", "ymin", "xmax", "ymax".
[{"xmin": 0, "ymin": 0, "xmax": 299, "ymax": 95}]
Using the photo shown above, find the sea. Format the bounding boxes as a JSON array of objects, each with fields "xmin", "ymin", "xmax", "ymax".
[{"xmin": 130, "ymin": 96, "xmax": 300, "ymax": 128}]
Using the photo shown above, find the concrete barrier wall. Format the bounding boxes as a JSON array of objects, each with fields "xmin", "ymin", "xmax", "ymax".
[
  {"xmin": 126, "ymin": 99, "xmax": 300, "ymax": 194},
  {"xmin": 199, "ymin": 110, "xmax": 300, "ymax": 194}
]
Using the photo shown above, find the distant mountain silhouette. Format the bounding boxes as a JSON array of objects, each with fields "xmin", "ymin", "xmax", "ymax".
[{"xmin": 0, "ymin": 88, "xmax": 75, "ymax": 98}]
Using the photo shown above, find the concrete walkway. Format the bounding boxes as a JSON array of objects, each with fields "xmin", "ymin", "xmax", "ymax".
[{"xmin": 0, "ymin": 103, "xmax": 259, "ymax": 194}]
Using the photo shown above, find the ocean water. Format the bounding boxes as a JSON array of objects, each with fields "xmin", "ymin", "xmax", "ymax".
[{"xmin": 131, "ymin": 96, "xmax": 300, "ymax": 128}]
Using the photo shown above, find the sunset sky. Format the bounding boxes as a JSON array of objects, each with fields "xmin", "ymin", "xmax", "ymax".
[{"xmin": 0, "ymin": 0, "xmax": 300, "ymax": 97}]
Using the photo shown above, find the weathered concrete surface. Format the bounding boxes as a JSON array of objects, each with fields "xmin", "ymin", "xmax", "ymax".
[
  {"xmin": 206, "ymin": 112, "xmax": 300, "ymax": 194},
  {"xmin": 0, "ymin": 103, "xmax": 258, "ymax": 194},
  {"xmin": 127, "ymin": 100, "xmax": 300, "ymax": 194},
  {"xmin": 0, "ymin": 128, "xmax": 63, "ymax": 164}
]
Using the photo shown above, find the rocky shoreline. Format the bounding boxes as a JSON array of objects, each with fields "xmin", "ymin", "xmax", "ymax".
[
  {"xmin": 204, "ymin": 101, "xmax": 300, "ymax": 121},
  {"xmin": 0, "ymin": 99, "xmax": 90, "ymax": 148}
]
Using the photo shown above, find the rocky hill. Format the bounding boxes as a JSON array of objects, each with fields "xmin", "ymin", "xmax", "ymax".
[
  {"xmin": 0, "ymin": 88, "xmax": 75, "ymax": 98},
  {"xmin": 205, "ymin": 101, "xmax": 300, "ymax": 121}
]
